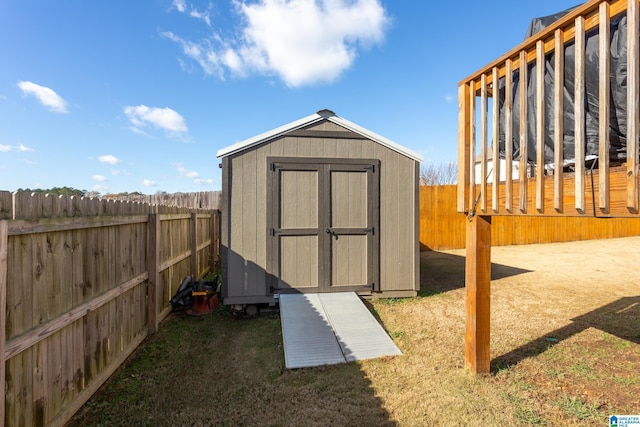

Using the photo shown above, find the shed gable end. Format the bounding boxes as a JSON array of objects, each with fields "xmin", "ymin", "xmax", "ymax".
[{"xmin": 287, "ymin": 120, "xmax": 369, "ymax": 141}]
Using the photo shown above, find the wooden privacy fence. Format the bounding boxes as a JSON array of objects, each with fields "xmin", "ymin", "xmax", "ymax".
[
  {"xmin": 102, "ymin": 191, "xmax": 221, "ymax": 210},
  {"xmin": 420, "ymin": 181, "xmax": 640, "ymax": 250},
  {"xmin": 0, "ymin": 191, "xmax": 221, "ymax": 427}
]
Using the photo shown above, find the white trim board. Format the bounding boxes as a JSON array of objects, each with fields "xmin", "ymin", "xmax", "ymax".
[{"xmin": 216, "ymin": 110, "xmax": 423, "ymax": 163}]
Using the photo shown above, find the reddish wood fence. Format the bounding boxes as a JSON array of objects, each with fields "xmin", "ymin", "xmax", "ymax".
[
  {"xmin": 420, "ymin": 185, "xmax": 640, "ymax": 250},
  {"xmin": 0, "ymin": 191, "xmax": 220, "ymax": 426}
]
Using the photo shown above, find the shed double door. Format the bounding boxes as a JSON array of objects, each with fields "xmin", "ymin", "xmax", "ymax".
[{"xmin": 268, "ymin": 158, "xmax": 379, "ymax": 294}]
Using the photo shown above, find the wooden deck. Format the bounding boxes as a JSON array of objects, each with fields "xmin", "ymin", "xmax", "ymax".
[
  {"xmin": 457, "ymin": 0, "xmax": 640, "ymax": 373},
  {"xmin": 458, "ymin": 0, "xmax": 640, "ymax": 219}
]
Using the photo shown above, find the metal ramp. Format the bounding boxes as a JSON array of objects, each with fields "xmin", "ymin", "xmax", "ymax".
[{"xmin": 279, "ymin": 292, "xmax": 402, "ymax": 369}]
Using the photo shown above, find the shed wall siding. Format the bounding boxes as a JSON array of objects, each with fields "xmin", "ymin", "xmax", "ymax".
[{"xmin": 224, "ymin": 123, "xmax": 418, "ymax": 299}]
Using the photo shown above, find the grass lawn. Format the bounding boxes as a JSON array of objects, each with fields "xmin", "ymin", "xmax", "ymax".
[{"xmin": 67, "ymin": 237, "xmax": 640, "ymax": 426}]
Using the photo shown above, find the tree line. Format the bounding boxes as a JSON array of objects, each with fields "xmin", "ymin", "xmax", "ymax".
[
  {"xmin": 420, "ymin": 161, "xmax": 457, "ymax": 185},
  {"xmin": 15, "ymin": 186, "xmax": 147, "ymax": 198}
]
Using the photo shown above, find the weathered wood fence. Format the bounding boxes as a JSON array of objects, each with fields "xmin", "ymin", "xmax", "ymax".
[
  {"xmin": 0, "ymin": 191, "xmax": 221, "ymax": 427},
  {"xmin": 102, "ymin": 191, "xmax": 221, "ymax": 210},
  {"xmin": 420, "ymin": 182, "xmax": 640, "ymax": 250}
]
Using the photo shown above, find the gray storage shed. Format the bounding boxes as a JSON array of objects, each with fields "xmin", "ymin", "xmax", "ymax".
[{"xmin": 216, "ymin": 109, "xmax": 423, "ymax": 306}]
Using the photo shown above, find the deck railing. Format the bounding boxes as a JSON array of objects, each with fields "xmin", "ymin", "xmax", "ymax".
[{"xmin": 458, "ymin": 0, "xmax": 639, "ymax": 217}]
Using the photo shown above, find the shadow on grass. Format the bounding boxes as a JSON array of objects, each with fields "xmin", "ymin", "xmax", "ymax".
[
  {"xmin": 67, "ymin": 306, "xmax": 398, "ymax": 426},
  {"xmin": 491, "ymin": 296, "xmax": 640, "ymax": 373},
  {"xmin": 420, "ymin": 250, "xmax": 531, "ymax": 294}
]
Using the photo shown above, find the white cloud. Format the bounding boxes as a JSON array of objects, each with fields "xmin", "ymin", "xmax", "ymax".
[
  {"xmin": 172, "ymin": 0, "xmax": 187, "ymax": 13},
  {"xmin": 166, "ymin": 0, "xmax": 390, "ymax": 87},
  {"xmin": 17, "ymin": 81, "xmax": 69, "ymax": 113},
  {"xmin": 93, "ymin": 184, "xmax": 109, "ymax": 192},
  {"xmin": 98, "ymin": 154, "xmax": 122, "ymax": 165},
  {"xmin": 124, "ymin": 105, "xmax": 188, "ymax": 137},
  {"xmin": 190, "ymin": 9, "xmax": 211, "ymax": 26},
  {"xmin": 172, "ymin": 0, "xmax": 211, "ymax": 26},
  {"xmin": 163, "ymin": 32, "xmax": 224, "ymax": 78},
  {"xmin": 174, "ymin": 163, "xmax": 214, "ymax": 186},
  {"xmin": 194, "ymin": 178, "xmax": 214, "ymax": 186},
  {"xmin": 92, "ymin": 174, "xmax": 107, "ymax": 182},
  {"xmin": 0, "ymin": 144, "xmax": 35, "ymax": 152},
  {"xmin": 175, "ymin": 163, "xmax": 200, "ymax": 179},
  {"xmin": 143, "ymin": 179, "xmax": 157, "ymax": 187}
]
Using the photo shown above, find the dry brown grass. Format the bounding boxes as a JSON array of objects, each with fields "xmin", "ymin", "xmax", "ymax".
[{"xmin": 68, "ymin": 237, "xmax": 640, "ymax": 426}]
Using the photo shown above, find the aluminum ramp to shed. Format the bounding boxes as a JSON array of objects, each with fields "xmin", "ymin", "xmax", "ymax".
[{"xmin": 279, "ymin": 292, "xmax": 402, "ymax": 369}]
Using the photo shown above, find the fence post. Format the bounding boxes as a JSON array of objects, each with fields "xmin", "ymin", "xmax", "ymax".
[
  {"xmin": 0, "ymin": 220, "xmax": 8, "ymax": 425},
  {"xmin": 210, "ymin": 211, "xmax": 220, "ymax": 270},
  {"xmin": 209, "ymin": 213, "xmax": 215, "ymax": 272},
  {"xmin": 148, "ymin": 214, "xmax": 159, "ymax": 332},
  {"xmin": 191, "ymin": 213, "xmax": 198, "ymax": 279}
]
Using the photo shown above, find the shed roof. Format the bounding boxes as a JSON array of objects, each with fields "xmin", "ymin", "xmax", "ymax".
[{"xmin": 216, "ymin": 109, "xmax": 424, "ymax": 162}]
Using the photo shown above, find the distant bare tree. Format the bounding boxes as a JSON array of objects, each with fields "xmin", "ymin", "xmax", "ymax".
[{"xmin": 420, "ymin": 161, "xmax": 457, "ymax": 185}]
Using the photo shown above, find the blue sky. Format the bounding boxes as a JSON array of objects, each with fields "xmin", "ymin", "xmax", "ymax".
[{"xmin": 0, "ymin": 0, "xmax": 580, "ymax": 194}]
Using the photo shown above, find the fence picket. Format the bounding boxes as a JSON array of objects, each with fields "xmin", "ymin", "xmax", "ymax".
[
  {"xmin": 420, "ymin": 181, "xmax": 640, "ymax": 250},
  {"xmin": 1, "ymin": 190, "xmax": 220, "ymax": 426},
  {"xmin": 0, "ymin": 221, "xmax": 7, "ymax": 426}
]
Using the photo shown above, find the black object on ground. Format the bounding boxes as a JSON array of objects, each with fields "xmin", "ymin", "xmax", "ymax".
[{"xmin": 170, "ymin": 275, "xmax": 219, "ymax": 312}]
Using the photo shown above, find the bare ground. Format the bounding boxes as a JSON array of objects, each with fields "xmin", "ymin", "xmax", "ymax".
[{"xmin": 68, "ymin": 236, "xmax": 640, "ymax": 426}]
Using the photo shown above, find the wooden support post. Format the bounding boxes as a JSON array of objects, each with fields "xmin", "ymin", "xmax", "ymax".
[
  {"xmin": 457, "ymin": 83, "xmax": 471, "ymax": 213},
  {"xmin": 599, "ymin": 2, "xmax": 611, "ymax": 212},
  {"xmin": 480, "ymin": 73, "xmax": 488, "ymax": 213},
  {"xmin": 575, "ymin": 16, "xmax": 586, "ymax": 213},
  {"xmin": 492, "ymin": 66, "xmax": 500, "ymax": 213},
  {"xmin": 190, "ymin": 213, "xmax": 198, "ymax": 278},
  {"xmin": 628, "ymin": 0, "xmax": 639, "ymax": 212},
  {"xmin": 468, "ymin": 81, "xmax": 477, "ymax": 213},
  {"xmin": 0, "ymin": 221, "xmax": 7, "ymax": 426},
  {"xmin": 505, "ymin": 59, "xmax": 513, "ymax": 212},
  {"xmin": 536, "ymin": 40, "xmax": 545, "ymax": 213},
  {"xmin": 519, "ymin": 50, "xmax": 528, "ymax": 213},
  {"xmin": 465, "ymin": 215, "xmax": 491, "ymax": 374},
  {"xmin": 147, "ymin": 214, "xmax": 159, "ymax": 332},
  {"xmin": 554, "ymin": 28, "xmax": 565, "ymax": 212}
]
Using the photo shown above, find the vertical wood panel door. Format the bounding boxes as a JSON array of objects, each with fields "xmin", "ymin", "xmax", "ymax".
[{"xmin": 268, "ymin": 157, "xmax": 379, "ymax": 294}]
